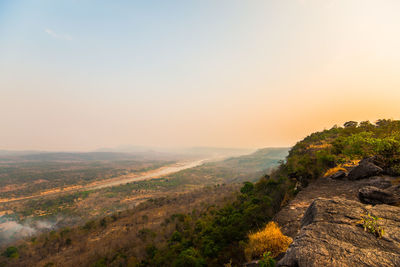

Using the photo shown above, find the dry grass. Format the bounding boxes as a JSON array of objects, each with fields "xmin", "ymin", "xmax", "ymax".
[
  {"xmin": 244, "ymin": 221, "xmax": 292, "ymax": 261},
  {"xmin": 323, "ymin": 160, "xmax": 360, "ymax": 177},
  {"xmin": 307, "ymin": 143, "xmax": 332, "ymax": 150},
  {"xmin": 324, "ymin": 166, "xmax": 347, "ymax": 177},
  {"xmin": 341, "ymin": 159, "xmax": 360, "ymax": 168}
]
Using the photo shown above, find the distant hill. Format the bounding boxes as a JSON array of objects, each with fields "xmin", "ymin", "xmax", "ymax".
[
  {"xmin": 0, "ymin": 151, "xmax": 182, "ymax": 162},
  {"xmin": 96, "ymin": 145, "xmax": 255, "ymax": 158},
  {"xmin": 161, "ymin": 147, "xmax": 290, "ymax": 186},
  {"xmin": 0, "ymin": 150, "xmax": 46, "ymax": 156},
  {"xmin": 0, "ymin": 146, "xmax": 257, "ymax": 163},
  {"xmin": 8, "ymin": 152, "xmax": 142, "ymax": 162}
]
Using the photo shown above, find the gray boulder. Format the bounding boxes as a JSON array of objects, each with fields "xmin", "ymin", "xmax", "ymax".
[
  {"xmin": 329, "ymin": 170, "xmax": 347, "ymax": 180},
  {"xmin": 348, "ymin": 160, "xmax": 383, "ymax": 180},
  {"xmin": 366, "ymin": 155, "xmax": 386, "ymax": 169},
  {"xmin": 278, "ymin": 198, "xmax": 400, "ymax": 267},
  {"xmin": 359, "ymin": 185, "xmax": 400, "ymax": 205},
  {"xmin": 364, "ymin": 176, "xmax": 393, "ymax": 189}
]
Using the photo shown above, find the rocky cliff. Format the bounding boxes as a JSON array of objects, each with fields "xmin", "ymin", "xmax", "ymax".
[{"xmin": 274, "ymin": 159, "xmax": 400, "ymax": 267}]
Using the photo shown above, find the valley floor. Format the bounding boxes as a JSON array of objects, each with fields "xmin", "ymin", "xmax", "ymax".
[{"xmin": 0, "ymin": 159, "xmax": 208, "ymax": 205}]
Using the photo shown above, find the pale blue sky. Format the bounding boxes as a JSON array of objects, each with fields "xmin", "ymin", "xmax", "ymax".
[{"xmin": 1, "ymin": 0, "xmax": 400, "ymax": 150}]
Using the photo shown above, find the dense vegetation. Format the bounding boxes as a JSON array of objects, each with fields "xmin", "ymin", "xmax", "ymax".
[
  {"xmin": 0, "ymin": 176, "xmax": 293, "ymax": 267},
  {"xmin": 143, "ymin": 171, "xmax": 294, "ymax": 267},
  {"xmin": 0, "ymin": 185, "xmax": 241, "ymax": 267},
  {"xmin": 286, "ymin": 119, "xmax": 400, "ymax": 186}
]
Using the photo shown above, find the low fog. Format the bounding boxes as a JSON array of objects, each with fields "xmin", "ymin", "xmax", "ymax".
[{"xmin": 0, "ymin": 216, "xmax": 60, "ymax": 245}]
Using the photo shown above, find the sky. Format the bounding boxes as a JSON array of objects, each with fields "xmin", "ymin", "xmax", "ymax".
[{"xmin": 1, "ymin": 0, "xmax": 400, "ymax": 151}]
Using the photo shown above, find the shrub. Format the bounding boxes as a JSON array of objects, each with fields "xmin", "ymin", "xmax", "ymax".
[
  {"xmin": 241, "ymin": 182, "xmax": 254, "ymax": 195},
  {"xmin": 83, "ymin": 220, "xmax": 96, "ymax": 231},
  {"xmin": 259, "ymin": 251, "xmax": 276, "ymax": 267},
  {"xmin": 358, "ymin": 213, "xmax": 384, "ymax": 238},
  {"xmin": 389, "ymin": 164, "xmax": 400, "ymax": 176},
  {"xmin": 172, "ymin": 248, "xmax": 206, "ymax": 267},
  {"xmin": 244, "ymin": 222, "xmax": 292, "ymax": 261},
  {"xmin": 145, "ymin": 244, "xmax": 158, "ymax": 259},
  {"xmin": 171, "ymin": 231, "xmax": 182, "ymax": 242},
  {"xmin": 100, "ymin": 218, "xmax": 107, "ymax": 227},
  {"xmin": 92, "ymin": 258, "xmax": 107, "ymax": 267},
  {"xmin": 2, "ymin": 246, "xmax": 19, "ymax": 259}
]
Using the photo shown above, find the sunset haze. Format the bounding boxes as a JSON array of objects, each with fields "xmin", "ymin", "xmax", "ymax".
[{"xmin": 1, "ymin": 0, "xmax": 400, "ymax": 151}]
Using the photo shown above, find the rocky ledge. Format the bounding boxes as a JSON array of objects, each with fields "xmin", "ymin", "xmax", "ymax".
[
  {"xmin": 277, "ymin": 198, "xmax": 400, "ymax": 267},
  {"xmin": 273, "ymin": 157, "xmax": 400, "ymax": 267}
]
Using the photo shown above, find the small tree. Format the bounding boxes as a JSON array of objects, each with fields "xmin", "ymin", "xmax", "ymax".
[
  {"xmin": 240, "ymin": 182, "xmax": 254, "ymax": 195},
  {"xmin": 359, "ymin": 121, "xmax": 373, "ymax": 129},
  {"xmin": 172, "ymin": 248, "xmax": 206, "ymax": 267},
  {"xmin": 344, "ymin": 121, "xmax": 358, "ymax": 128},
  {"xmin": 2, "ymin": 246, "xmax": 19, "ymax": 258}
]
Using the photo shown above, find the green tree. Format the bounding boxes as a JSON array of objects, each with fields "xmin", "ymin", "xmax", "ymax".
[
  {"xmin": 2, "ymin": 246, "xmax": 19, "ymax": 258},
  {"xmin": 172, "ymin": 248, "xmax": 206, "ymax": 267}
]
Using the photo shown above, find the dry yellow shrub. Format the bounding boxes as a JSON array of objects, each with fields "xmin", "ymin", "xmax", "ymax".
[
  {"xmin": 244, "ymin": 221, "xmax": 292, "ymax": 261},
  {"xmin": 323, "ymin": 166, "xmax": 347, "ymax": 177},
  {"xmin": 324, "ymin": 160, "xmax": 360, "ymax": 177},
  {"xmin": 341, "ymin": 159, "xmax": 360, "ymax": 168},
  {"xmin": 307, "ymin": 143, "xmax": 332, "ymax": 150}
]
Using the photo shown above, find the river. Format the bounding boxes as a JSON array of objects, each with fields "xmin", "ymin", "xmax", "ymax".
[
  {"xmin": 88, "ymin": 158, "xmax": 208, "ymax": 190},
  {"xmin": 0, "ymin": 158, "xmax": 209, "ymax": 204}
]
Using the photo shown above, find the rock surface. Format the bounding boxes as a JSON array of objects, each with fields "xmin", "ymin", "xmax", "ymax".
[
  {"xmin": 277, "ymin": 198, "xmax": 400, "ymax": 267},
  {"xmin": 363, "ymin": 176, "xmax": 393, "ymax": 189},
  {"xmin": 359, "ymin": 185, "xmax": 400, "ymax": 205},
  {"xmin": 348, "ymin": 160, "xmax": 383, "ymax": 180},
  {"xmin": 243, "ymin": 260, "xmax": 259, "ymax": 267},
  {"xmin": 273, "ymin": 177, "xmax": 394, "ymax": 239},
  {"xmin": 329, "ymin": 170, "xmax": 347, "ymax": 180}
]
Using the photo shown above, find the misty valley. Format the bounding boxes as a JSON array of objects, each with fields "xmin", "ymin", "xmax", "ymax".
[{"xmin": 0, "ymin": 148, "xmax": 288, "ymax": 248}]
